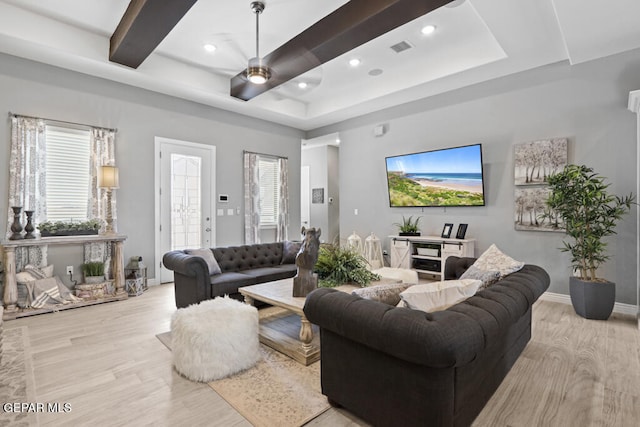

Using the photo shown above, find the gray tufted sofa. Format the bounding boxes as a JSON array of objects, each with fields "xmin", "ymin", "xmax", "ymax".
[
  {"xmin": 303, "ymin": 256, "xmax": 550, "ymax": 427},
  {"xmin": 163, "ymin": 242, "xmax": 297, "ymax": 308}
]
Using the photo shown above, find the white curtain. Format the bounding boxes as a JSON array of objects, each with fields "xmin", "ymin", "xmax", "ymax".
[
  {"xmin": 276, "ymin": 157, "xmax": 289, "ymax": 242},
  {"xmin": 88, "ymin": 128, "xmax": 116, "ymax": 232},
  {"xmin": 7, "ymin": 116, "xmax": 48, "ymax": 271},
  {"xmin": 244, "ymin": 152, "xmax": 261, "ymax": 244}
]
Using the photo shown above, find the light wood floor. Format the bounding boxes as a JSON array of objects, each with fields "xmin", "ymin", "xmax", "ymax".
[{"xmin": 3, "ymin": 284, "xmax": 639, "ymax": 426}]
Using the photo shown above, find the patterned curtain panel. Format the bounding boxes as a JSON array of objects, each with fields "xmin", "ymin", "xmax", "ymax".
[
  {"xmin": 7, "ymin": 116, "xmax": 48, "ymax": 270},
  {"xmin": 276, "ymin": 157, "xmax": 289, "ymax": 242},
  {"xmin": 88, "ymin": 128, "xmax": 116, "ymax": 232},
  {"xmin": 7, "ymin": 117, "xmax": 47, "ymax": 232},
  {"xmin": 244, "ymin": 152, "xmax": 261, "ymax": 244}
]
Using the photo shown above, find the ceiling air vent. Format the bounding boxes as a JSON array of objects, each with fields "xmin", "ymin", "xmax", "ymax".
[{"xmin": 390, "ymin": 41, "xmax": 413, "ymax": 53}]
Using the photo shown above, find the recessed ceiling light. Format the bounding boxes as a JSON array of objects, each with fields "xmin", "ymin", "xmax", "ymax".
[
  {"xmin": 349, "ymin": 58, "xmax": 361, "ymax": 67},
  {"xmin": 368, "ymin": 68, "xmax": 383, "ymax": 77},
  {"xmin": 298, "ymin": 82, "xmax": 308, "ymax": 89},
  {"xmin": 421, "ymin": 25, "xmax": 436, "ymax": 35},
  {"xmin": 203, "ymin": 43, "xmax": 217, "ymax": 52},
  {"xmin": 335, "ymin": 138, "xmax": 341, "ymax": 144}
]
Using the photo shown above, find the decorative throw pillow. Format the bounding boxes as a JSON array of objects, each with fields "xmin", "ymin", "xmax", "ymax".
[
  {"xmin": 352, "ymin": 282, "xmax": 412, "ymax": 306},
  {"xmin": 399, "ymin": 279, "xmax": 482, "ymax": 313},
  {"xmin": 460, "ymin": 265, "xmax": 501, "ymax": 289},
  {"xmin": 281, "ymin": 240, "xmax": 302, "ymax": 264},
  {"xmin": 16, "ymin": 264, "xmax": 54, "ymax": 283},
  {"xmin": 185, "ymin": 248, "xmax": 221, "ymax": 275},
  {"xmin": 472, "ymin": 244, "xmax": 524, "ymax": 278}
]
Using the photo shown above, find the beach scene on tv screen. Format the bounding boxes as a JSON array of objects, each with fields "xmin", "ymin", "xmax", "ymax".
[{"xmin": 386, "ymin": 144, "xmax": 485, "ymax": 207}]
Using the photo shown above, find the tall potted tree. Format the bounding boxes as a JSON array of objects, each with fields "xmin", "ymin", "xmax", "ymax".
[{"xmin": 546, "ymin": 164, "xmax": 634, "ymax": 319}]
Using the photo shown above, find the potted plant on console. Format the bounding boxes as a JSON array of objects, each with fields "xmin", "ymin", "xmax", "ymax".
[
  {"xmin": 38, "ymin": 219, "xmax": 102, "ymax": 237},
  {"xmin": 395, "ymin": 215, "xmax": 422, "ymax": 236},
  {"xmin": 546, "ymin": 164, "xmax": 634, "ymax": 320},
  {"xmin": 81, "ymin": 262, "xmax": 105, "ymax": 284}
]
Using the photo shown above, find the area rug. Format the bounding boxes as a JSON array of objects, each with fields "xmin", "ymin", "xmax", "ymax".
[
  {"xmin": 0, "ymin": 326, "xmax": 38, "ymax": 427},
  {"xmin": 156, "ymin": 308, "xmax": 330, "ymax": 427}
]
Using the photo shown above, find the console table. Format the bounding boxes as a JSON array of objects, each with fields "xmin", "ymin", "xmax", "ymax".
[
  {"xmin": 1, "ymin": 234, "xmax": 127, "ymax": 320},
  {"xmin": 389, "ymin": 235, "xmax": 475, "ymax": 279}
]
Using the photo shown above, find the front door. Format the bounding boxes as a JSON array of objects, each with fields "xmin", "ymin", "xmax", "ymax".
[{"xmin": 155, "ymin": 137, "xmax": 216, "ymax": 283}]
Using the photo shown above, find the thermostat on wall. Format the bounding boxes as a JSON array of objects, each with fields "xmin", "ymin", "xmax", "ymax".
[{"xmin": 218, "ymin": 194, "xmax": 229, "ymax": 202}]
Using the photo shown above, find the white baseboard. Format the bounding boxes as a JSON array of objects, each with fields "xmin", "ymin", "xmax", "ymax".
[
  {"xmin": 147, "ymin": 277, "xmax": 160, "ymax": 287},
  {"xmin": 540, "ymin": 291, "xmax": 638, "ymax": 316}
]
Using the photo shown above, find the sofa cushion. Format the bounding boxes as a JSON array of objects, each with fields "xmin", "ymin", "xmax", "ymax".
[
  {"xmin": 459, "ymin": 265, "xmax": 501, "ymax": 289},
  {"xmin": 240, "ymin": 267, "xmax": 296, "ymax": 283},
  {"xmin": 281, "ymin": 240, "xmax": 301, "ymax": 264},
  {"xmin": 472, "ymin": 244, "xmax": 524, "ymax": 278},
  {"xmin": 210, "ymin": 272, "xmax": 256, "ymax": 296},
  {"xmin": 400, "ymin": 279, "xmax": 482, "ymax": 313},
  {"xmin": 213, "ymin": 243, "xmax": 284, "ymax": 273},
  {"xmin": 352, "ymin": 282, "xmax": 412, "ymax": 306},
  {"xmin": 185, "ymin": 248, "xmax": 221, "ymax": 275},
  {"xmin": 272, "ymin": 264, "xmax": 298, "ymax": 275}
]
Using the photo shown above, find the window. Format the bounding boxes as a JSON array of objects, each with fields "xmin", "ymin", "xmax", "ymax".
[
  {"xmin": 258, "ymin": 157, "xmax": 280, "ymax": 226},
  {"xmin": 45, "ymin": 125, "xmax": 91, "ymax": 221}
]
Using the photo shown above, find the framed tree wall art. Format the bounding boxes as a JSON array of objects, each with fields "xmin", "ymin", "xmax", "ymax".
[
  {"xmin": 513, "ymin": 137, "xmax": 567, "ymax": 232},
  {"xmin": 514, "ymin": 187, "xmax": 564, "ymax": 232},
  {"xmin": 514, "ymin": 138, "xmax": 567, "ymax": 186}
]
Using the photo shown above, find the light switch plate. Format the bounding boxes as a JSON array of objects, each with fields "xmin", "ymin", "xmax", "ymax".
[
  {"xmin": 227, "ymin": 208, "xmax": 234, "ymax": 216},
  {"xmin": 217, "ymin": 209, "xmax": 224, "ymax": 216}
]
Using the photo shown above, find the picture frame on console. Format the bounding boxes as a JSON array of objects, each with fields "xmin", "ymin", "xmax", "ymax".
[
  {"xmin": 441, "ymin": 223, "xmax": 453, "ymax": 238},
  {"xmin": 456, "ymin": 224, "xmax": 468, "ymax": 239}
]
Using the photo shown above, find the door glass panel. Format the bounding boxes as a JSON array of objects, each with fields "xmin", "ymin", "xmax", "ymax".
[{"xmin": 171, "ymin": 154, "xmax": 202, "ymax": 251}]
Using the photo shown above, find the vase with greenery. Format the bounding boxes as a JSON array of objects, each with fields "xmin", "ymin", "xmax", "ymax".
[
  {"xmin": 314, "ymin": 244, "xmax": 380, "ymax": 288},
  {"xmin": 81, "ymin": 261, "xmax": 105, "ymax": 284},
  {"xmin": 394, "ymin": 215, "xmax": 422, "ymax": 236},
  {"xmin": 546, "ymin": 164, "xmax": 634, "ymax": 319}
]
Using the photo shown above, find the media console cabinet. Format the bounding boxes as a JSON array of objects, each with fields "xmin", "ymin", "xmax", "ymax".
[{"xmin": 388, "ymin": 235, "xmax": 475, "ymax": 279}]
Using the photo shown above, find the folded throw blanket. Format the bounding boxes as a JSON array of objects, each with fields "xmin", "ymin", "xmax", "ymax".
[{"xmin": 24, "ymin": 276, "xmax": 82, "ymax": 309}]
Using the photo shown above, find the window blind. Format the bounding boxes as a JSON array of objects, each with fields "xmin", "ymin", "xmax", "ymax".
[
  {"xmin": 45, "ymin": 125, "xmax": 91, "ymax": 221},
  {"xmin": 258, "ymin": 157, "xmax": 280, "ymax": 226}
]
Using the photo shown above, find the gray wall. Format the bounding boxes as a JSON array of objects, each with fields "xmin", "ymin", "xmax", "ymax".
[
  {"xmin": 0, "ymin": 53, "xmax": 303, "ymax": 283},
  {"xmin": 309, "ymin": 48, "xmax": 640, "ymax": 305}
]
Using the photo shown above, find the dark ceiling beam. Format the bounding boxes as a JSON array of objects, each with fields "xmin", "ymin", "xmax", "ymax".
[
  {"xmin": 230, "ymin": 0, "xmax": 453, "ymax": 101},
  {"xmin": 110, "ymin": 0, "xmax": 198, "ymax": 69}
]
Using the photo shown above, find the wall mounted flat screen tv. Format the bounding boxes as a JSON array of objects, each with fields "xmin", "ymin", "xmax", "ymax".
[{"xmin": 385, "ymin": 144, "xmax": 485, "ymax": 207}]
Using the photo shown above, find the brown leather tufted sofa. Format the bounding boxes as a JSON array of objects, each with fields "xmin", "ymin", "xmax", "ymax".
[{"xmin": 163, "ymin": 242, "xmax": 297, "ymax": 308}]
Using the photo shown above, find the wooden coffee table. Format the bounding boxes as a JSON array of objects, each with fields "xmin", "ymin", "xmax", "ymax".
[
  {"xmin": 240, "ymin": 278, "xmax": 319, "ymax": 365},
  {"xmin": 239, "ymin": 277, "xmax": 401, "ymax": 365}
]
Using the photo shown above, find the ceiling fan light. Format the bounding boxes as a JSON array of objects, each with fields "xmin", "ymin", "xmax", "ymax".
[{"xmin": 247, "ymin": 57, "xmax": 270, "ymax": 84}]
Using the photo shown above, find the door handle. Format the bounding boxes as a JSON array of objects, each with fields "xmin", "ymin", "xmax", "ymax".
[{"xmin": 205, "ymin": 228, "xmax": 211, "ymax": 232}]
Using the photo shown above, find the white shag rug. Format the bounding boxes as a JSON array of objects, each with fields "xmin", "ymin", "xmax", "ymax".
[{"xmin": 170, "ymin": 296, "xmax": 260, "ymax": 382}]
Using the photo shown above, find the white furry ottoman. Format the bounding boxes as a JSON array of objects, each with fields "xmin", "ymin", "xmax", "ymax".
[{"xmin": 170, "ymin": 296, "xmax": 260, "ymax": 382}]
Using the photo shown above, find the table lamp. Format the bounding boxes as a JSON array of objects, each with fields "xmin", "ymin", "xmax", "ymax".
[{"xmin": 98, "ymin": 165, "xmax": 119, "ymax": 235}]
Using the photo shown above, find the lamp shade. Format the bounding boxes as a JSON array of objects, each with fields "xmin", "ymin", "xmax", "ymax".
[{"xmin": 98, "ymin": 165, "xmax": 119, "ymax": 189}]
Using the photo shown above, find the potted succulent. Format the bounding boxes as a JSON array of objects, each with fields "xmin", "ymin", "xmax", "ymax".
[
  {"xmin": 314, "ymin": 244, "xmax": 380, "ymax": 288},
  {"xmin": 394, "ymin": 215, "xmax": 422, "ymax": 236},
  {"xmin": 81, "ymin": 262, "xmax": 106, "ymax": 284},
  {"xmin": 546, "ymin": 164, "xmax": 634, "ymax": 320}
]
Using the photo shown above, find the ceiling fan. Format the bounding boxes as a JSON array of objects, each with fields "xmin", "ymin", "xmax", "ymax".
[{"xmin": 109, "ymin": 0, "xmax": 454, "ymax": 101}]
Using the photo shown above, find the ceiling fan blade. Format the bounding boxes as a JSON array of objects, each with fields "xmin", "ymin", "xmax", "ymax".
[
  {"xmin": 231, "ymin": 0, "xmax": 454, "ymax": 101},
  {"xmin": 110, "ymin": 0, "xmax": 198, "ymax": 68}
]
